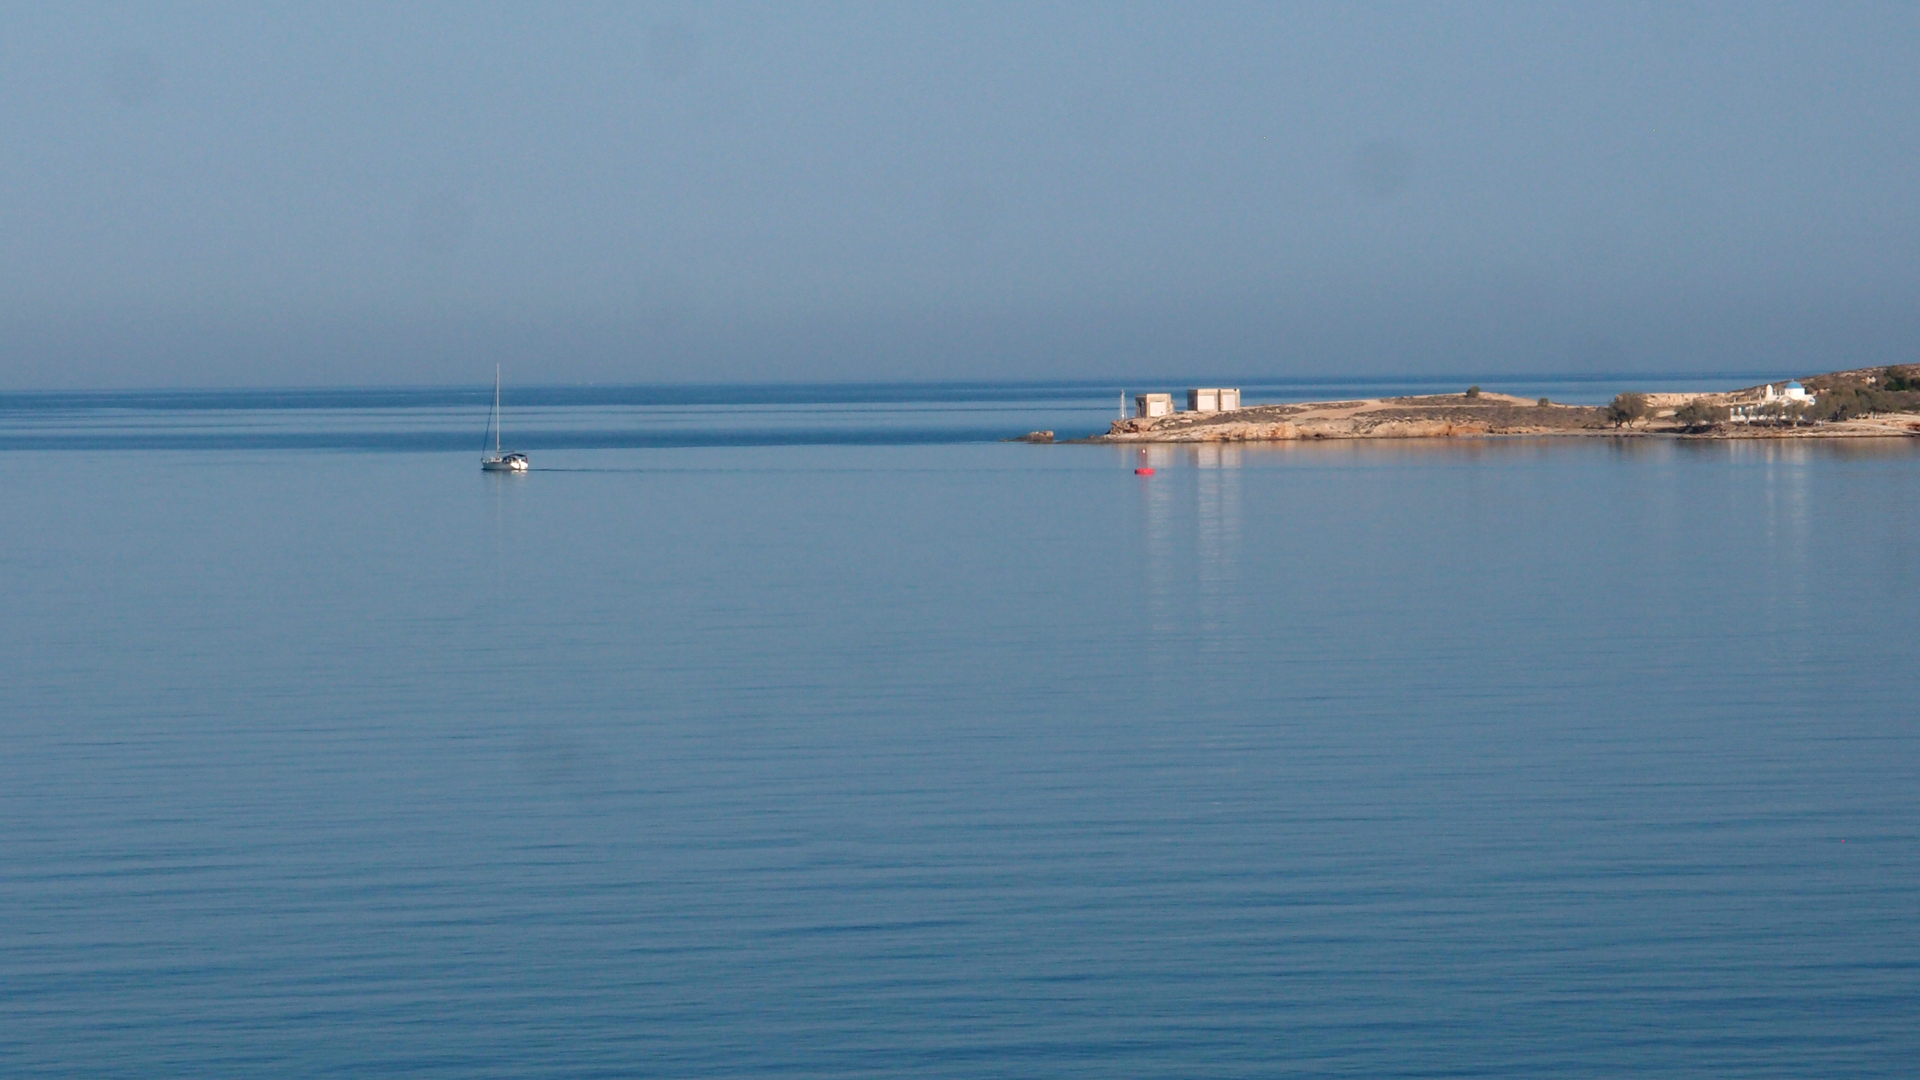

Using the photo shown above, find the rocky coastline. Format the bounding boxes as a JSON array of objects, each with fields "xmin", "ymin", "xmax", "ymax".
[{"xmin": 1077, "ymin": 368, "xmax": 1920, "ymax": 444}]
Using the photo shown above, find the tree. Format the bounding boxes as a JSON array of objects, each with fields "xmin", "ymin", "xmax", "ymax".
[
  {"xmin": 1607, "ymin": 392, "xmax": 1651, "ymax": 428},
  {"xmin": 1465, "ymin": 386, "xmax": 1482, "ymax": 399},
  {"xmin": 1673, "ymin": 400, "xmax": 1727, "ymax": 429}
]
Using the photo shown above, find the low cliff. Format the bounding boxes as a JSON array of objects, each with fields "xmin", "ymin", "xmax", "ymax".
[{"xmin": 1091, "ymin": 393, "xmax": 1608, "ymax": 442}]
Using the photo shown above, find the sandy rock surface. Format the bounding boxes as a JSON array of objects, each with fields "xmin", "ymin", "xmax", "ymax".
[
  {"xmin": 1091, "ymin": 394, "xmax": 1606, "ymax": 442},
  {"xmin": 1083, "ymin": 392, "xmax": 1920, "ymax": 443}
]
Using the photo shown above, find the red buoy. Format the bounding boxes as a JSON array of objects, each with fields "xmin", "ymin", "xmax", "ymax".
[{"xmin": 1135, "ymin": 467, "xmax": 1154, "ymax": 475}]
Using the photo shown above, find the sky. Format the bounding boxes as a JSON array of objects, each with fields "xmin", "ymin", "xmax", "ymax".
[{"xmin": 2, "ymin": 1, "xmax": 1917, "ymax": 388}]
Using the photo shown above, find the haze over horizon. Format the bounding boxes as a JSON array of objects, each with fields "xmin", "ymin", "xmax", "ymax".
[{"xmin": 4, "ymin": 2, "xmax": 1916, "ymax": 389}]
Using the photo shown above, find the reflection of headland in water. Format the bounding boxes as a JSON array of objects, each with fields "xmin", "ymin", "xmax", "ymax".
[
  {"xmin": 1110, "ymin": 435, "xmax": 1920, "ymax": 475},
  {"xmin": 1075, "ymin": 367, "xmax": 1920, "ymax": 444}
]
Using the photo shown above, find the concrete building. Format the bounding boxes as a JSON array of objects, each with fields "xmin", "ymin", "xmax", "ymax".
[
  {"xmin": 1186, "ymin": 388, "xmax": 1242, "ymax": 413},
  {"xmin": 1135, "ymin": 393, "xmax": 1176, "ymax": 418}
]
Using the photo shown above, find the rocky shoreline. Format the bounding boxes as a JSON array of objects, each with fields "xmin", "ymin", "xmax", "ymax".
[{"xmin": 1075, "ymin": 369, "xmax": 1920, "ymax": 444}]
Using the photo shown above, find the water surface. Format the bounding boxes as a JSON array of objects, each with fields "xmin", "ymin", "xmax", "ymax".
[{"xmin": 3, "ymin": 389, "xmax": 1916, "ymax": 1077}]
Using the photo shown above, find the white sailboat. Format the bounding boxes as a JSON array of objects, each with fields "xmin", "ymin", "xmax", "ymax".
[{"xmin": 481, "ymin": 366, "xmax": 529, "ymax": 472}]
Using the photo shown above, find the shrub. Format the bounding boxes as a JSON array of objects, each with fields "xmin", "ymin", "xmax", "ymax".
[
  {"xmin": 1607, "ymin": 392, "xmax": 1651, "ymax": 428},
  {"xmin": 1803, "ymin": 387, "xmax": 1920, "ymax": 422},
  {"xmin": 1537, "ymin": 397, "xmax": 1551, "ymax": 407},
  {"xmin": 1814, "ymin": 392, "xmax": 1855, "ymax": 422},
  {"xmin": 1465, "ymin": 386, "xmax": 1481, "ymax": 399},
  {"xmin": 1673, "ymin": 400, "xmax": 1728, "ymax": 428}
]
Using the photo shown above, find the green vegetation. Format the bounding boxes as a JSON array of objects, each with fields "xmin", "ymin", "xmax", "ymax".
[
  {"xmin": 1728, "ymin": 384, "xmax": 1920, "ymax": 426},
  {"xmin": 1537, "ymin": 397, "xmax": 1551, "ymax": 407},
  {"xmin": 1739, "ymin": 401, "xmax": 1811, "ymax": 425},
  {"xmin": 1673, "ymin": 401, "xmax": 1728, "ymax": 429},
  {"xmin": 1465, "ymin": 386, "xmax": 1481, "ymax": 399},
  {"xmin": 1607, "ymin": 392, "xmax": 1651, "ymax": 428},
  {"xmin": 1804, "ymin": 386, "xmax": 1920, "ymax": 422},
  {"xmin": 1882, "ymin": 367, "xmax": 1920, "ymax": 392}
]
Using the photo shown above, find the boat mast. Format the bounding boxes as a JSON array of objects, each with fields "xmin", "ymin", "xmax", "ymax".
[{"xmin": 493, "ymin": 366, "xmax": 502, "ymax": 455}]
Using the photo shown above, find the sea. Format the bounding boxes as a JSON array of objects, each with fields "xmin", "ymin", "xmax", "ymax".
[{"xmin": 3, "ymin": 376, "xmax": 1917, "ymax": 1078}]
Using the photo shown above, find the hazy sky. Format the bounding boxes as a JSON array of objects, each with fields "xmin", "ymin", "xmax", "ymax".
[{"xmin": 3, "ymin": 2, "xmax": 1916, "ymax": 387}]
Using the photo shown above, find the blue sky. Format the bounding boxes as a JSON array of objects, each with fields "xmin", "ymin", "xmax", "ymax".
[{"xmin": 3, "ymin": 2, "xmax": 1916, "ymax": 387}]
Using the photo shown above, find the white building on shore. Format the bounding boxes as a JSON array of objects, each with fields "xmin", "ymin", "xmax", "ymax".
[
  {"xmin": 1132, "ymin": 388, "xmax": 1244, "ymax": 418},
  {"xmin": 1187, "ymin": 388, "xmax": 1242, "ymax": 413},
  {"xmin": 1134, "ymin": 393, "xmax": 1176, "ymax": 418},
  {"xmin": 1729, "ymin": 381, "xmax": 1814, "ymax": 422}
]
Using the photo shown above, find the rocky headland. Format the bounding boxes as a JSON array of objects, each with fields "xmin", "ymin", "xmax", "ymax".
[{"xmin": 1081, "ymin": 367, "xmax": 1920, "ymax": 443}]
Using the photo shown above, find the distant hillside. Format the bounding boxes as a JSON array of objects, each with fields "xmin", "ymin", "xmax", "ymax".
[{"xmin": 1797, "ymin": 365, "xmax": 1920, "ymax": 393}]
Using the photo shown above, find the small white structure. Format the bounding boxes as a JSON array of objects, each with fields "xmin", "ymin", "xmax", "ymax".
[
  {"xmin": 1135, "ymin": 393, "xmax": 1176, "ymax": 418},
  {"xmin": 1187, "ymin": 388, "xmax": 1242, "ymax": 413},
  {"xmin": 1730, "ymin": 381, "xmax": 1816, "ymax": 422}
]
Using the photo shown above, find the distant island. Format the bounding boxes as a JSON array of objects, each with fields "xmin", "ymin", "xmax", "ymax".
[{"xmin": 1073, "ymin": 367, "xmax": 1920, "ymax": 443}]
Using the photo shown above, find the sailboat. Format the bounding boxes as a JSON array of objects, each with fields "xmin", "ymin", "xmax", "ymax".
[{"xmin": 481, "ymin": 366, "xmax": 530, "ymax": 472}]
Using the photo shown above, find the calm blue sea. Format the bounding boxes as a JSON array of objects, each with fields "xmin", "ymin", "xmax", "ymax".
[{"xmin": 3, "ymin": 381, "xmax": 1917, "ymax": 1077}]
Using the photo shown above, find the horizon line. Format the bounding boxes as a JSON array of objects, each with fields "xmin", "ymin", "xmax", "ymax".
[{"xmin": 0, "ymin": 369, "xmax": 1802, "ymax": 399}]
